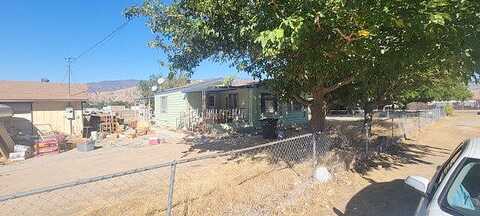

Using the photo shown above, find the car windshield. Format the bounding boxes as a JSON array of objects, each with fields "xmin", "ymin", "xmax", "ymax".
[{"xmin": 446, "ymin": 160, "xmax": 480, "ymax": 215}]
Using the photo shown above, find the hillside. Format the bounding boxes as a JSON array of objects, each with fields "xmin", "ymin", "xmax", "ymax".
[
  {"xmin": 87, "ymin": 80, "xmax": 139, "ymax": 93},
  {"xmin": 87, "ymin": 86, "xmax": 139, "ymax": 104},
  {"xmin": 87, "ymin": 80, "xmax": 141, "ymax": 104}
]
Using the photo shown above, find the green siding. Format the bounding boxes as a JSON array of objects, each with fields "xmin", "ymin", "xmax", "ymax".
[
  {"xmin": 279, "ymin": 111, "xmax": 308, "ymax": 126},
  {"xmin": 154, "ymin": 86, "xmax": 308, "ymax": 129},
  {"xmin": 186, "ymin": 92, "xmax": 202, "ymax": 110},
  {"xmin": 237, "ymin": 89, "xmax": 250, "ymax": 110},
  {"xmin": 249, "ymin": 87, "xmax": 308, "ymax": 128},
  {"xmin": 155, "ymin": 92, "xmax": 187, "ymax": 127}
]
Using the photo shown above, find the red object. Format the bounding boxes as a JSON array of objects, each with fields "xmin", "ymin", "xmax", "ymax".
[
  {"xmin": 35, "ymin": 134, "xmax": 64, "ymax": 156},
  {"xmin": 148, "ymin": 138, "xmax": 161, "ymax": 145}
]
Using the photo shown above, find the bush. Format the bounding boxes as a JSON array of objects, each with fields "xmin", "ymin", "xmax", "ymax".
[{"xmin": 444, "ymin": 104, "xmax": 454, "ymax": 116}]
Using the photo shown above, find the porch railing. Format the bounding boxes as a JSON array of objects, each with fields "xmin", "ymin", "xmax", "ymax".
[{"xmin": 176, "ymin": 108, "xmax": 249, "ymax": 131}]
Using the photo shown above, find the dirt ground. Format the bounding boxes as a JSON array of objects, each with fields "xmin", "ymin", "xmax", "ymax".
[
  {"xmin": 76, "ymin": 111, "xmax": 480, "ymax": 216},
  {"xmin": 331, "ymin": 111, "xmax": 480, "ymax": 216},
  {"xmin": 1, "ymin": 111, "xmax": 479, "ymax": 215},
  {"xmin": 0, "ymin": 129, "xmax": 195, "ymax": 194}
]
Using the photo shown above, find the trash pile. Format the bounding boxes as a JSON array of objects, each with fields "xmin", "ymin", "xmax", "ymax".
[{"xmin": 9, "ymin": 145, "xmax": 34, "ymax": 161}]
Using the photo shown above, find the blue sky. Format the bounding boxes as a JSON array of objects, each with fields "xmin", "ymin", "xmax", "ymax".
[{"xmin": 0, "ymin": 0, "xmax": 250, "ymax": 83}]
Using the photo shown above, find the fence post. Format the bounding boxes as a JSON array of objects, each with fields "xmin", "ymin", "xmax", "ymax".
[
  {"xmin": 417, "ymin": 111, "xmax": 420, "ymax": 132},
  {"xmin": 391, "ymin": 116, "xmax": 394, "ymax": 145},
  {"xmin": 311, "ymin": 133, "xmax": 317, "ymax": 172},
  {"xmin": 364, "ymin": 122, "xmax": 369, "ymax": 157},
  {"xmin": 166, "ymin": 160, "xmax": 177, "ymax": 216}
]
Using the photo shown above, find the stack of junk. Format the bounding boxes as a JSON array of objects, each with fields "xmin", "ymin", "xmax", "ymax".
[
  {"xmin": 0, "ymin": 104, "xmax": 65, "ymax": 161},
  {"xmin": 81, "ymin": 110, "xmax": 155, "ymax": 152}
]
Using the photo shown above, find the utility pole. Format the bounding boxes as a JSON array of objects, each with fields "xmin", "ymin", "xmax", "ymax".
[
  {"xmin": 65, "ymin": 57, "xmax": 74, "ymax": 135},
  {"xmin": 66, "ymin": 57, "xmax": 74, "ymax": 97},
  {"xmin": 60, "ymin": 20, "xmax": 131, "ymax": 136}
]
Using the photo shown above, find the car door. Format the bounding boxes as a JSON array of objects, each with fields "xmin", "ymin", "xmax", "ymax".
[{"xmin": 415, "ymin": 143, "xmax": 465, "ymax": 216}]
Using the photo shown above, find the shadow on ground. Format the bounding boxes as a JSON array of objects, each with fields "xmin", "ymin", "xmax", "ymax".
[
  {"xmin": 334, "ymin": 179, "xmax": 421, "ymax": 216},
  {"xmin": 182, "ymin": 119, "xmax": 451, "ymax": 174},
  {"xmin": 354, "ymin": 141, "xmax": 451, "ymax": 173}
]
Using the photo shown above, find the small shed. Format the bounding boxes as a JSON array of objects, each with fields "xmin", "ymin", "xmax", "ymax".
[{"xmin": 0, "ymin": 80, "xmax": 88, "ymax": 137}]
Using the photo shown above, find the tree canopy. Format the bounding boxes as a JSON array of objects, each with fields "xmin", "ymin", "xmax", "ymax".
[
  {"xmin": 137, "ymin": 73, "xmax": 190, "ymax": 99},
  {"xmin": 127, "ymin": 0, "xmax": 480, "ymax": 131}
]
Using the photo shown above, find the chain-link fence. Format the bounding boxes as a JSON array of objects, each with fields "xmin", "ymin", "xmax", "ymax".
[
  {"xmin": 377, "ymin": 108, "xmax": 446, "ymax": 141},
  {"xmin": 0, "ymin": 132, "xmax": 342, "ymax": 216},
  {"xmin": 0, "ymin": 108, "xmax": 446, "ymax": 215}
]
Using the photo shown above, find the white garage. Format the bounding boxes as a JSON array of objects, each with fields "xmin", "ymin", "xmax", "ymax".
[{"xmin": 0, "ymin": 80, "xmax": 88, "ymax": 139}]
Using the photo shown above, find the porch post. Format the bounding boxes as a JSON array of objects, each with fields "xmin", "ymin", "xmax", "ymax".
[
  {"xmin": 201, "ymin": 90, "xmax": 206, "ymax": 117},
  {"xmin": 248, "ymin": 88, "xmax": 254, "ymax": 126}
]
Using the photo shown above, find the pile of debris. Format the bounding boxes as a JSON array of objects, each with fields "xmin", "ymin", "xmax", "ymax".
[
  {"xmin": 0, "ymin": 105, "xmax": 67, "ymax": 162},
  {"xmin": 81, "ymin": 109, "xmax": 163, "ymax": 150}
]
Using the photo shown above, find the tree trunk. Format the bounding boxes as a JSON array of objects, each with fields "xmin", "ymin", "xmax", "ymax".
[
  {"xmin": 363, "ymin": 102, "xmax": 374, "ymax": 135},
  {"xmin": 310, "ymin": 89, "xmax": 327, "ymax": 132}
]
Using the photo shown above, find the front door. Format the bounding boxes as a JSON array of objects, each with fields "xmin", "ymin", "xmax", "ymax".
[{"xmin": 227, "ymin": 94, "xmax": 238, "ymax": 109}]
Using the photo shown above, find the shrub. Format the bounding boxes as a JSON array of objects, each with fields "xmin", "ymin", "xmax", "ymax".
[{"xmin": 444, "ymin": 104, "xmax": 454, "ymax": 116}]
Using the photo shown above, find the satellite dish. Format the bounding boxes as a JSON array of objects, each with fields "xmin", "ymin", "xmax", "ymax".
[
  {"xmin": 151, "ymin": 85, "xmax": 158, "ymax": 92},
  {"xmin": 157, "ymin": 78, "xmax": 166, "ymax": 85}
]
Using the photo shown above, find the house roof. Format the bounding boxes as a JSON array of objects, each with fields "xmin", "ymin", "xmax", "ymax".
[
  {"xmin": 231, "ymin": 79, "xmax": 258, "ymax": 87},
  {"xmin": 0, "ymin": 80, "xmax": 88, "ymax": 102},
  {"xmin": 156, "ymin": 78, "xmax": 259, "ymax": 95}
]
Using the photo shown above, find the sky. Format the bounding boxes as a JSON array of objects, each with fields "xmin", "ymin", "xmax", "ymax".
[{"xmin": 0, "ymin": 0, "xmax": 250, "ymax": 83}]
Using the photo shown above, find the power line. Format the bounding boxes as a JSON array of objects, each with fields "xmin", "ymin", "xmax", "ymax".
[
  {"xmin": 72, "ymin": 19, "xmax": 132, "ymax": 62},
  {"xmin": 63, "ymin": 18, "xmax": 132, "ymax": 101},
  {"xmin": 64, "ymin": 18, "xmax": 132, "ymax": 84}
]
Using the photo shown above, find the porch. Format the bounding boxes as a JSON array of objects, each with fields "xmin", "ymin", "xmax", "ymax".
[{"xmin": 178, "ymin": 87, "xmax": 255, "ymax": 131}]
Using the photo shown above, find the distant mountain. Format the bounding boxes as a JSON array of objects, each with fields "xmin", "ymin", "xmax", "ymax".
[
  {"xmin": 86, "ymin": 80, "xmax": 141, "ymax": 104},
  {"xmin": 87, "ymin": 80, "xmax": 140, "ymax": 93},
  {"xmin": 88, "ymin": 87, "xmax": 139, "ymax": 104}
]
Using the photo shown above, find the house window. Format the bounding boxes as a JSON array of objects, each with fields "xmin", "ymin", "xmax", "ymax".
[
  {"xmin": 227, "ymin": 94, "xmax": 238, "ymax": 109},
  {"xmin": 160, "ymin": 96, "xmax": 168, "ymax": 113},
  {"xmin": 207, "ymin": 95, "xmax": 215, "ymax": 108},
  {"xmin": 292, "ymin": 101, "xmax": 303, "ymax": 112},
  {"xmin": 261, "ymin": 94, "xmax": 277, "ymax": 114},
  {"xmin": 285, "ymin": 101, "xmax": 303, "ymax": 113}
]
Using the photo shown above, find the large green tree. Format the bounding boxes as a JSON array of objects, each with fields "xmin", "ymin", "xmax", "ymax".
[
  {"xmin": 399, "ymin": 76, "xmax": 473, "ymax": 103},
  {"xmin": 127, "ymin": 0, "xmax": 479, "ymax": 131}
]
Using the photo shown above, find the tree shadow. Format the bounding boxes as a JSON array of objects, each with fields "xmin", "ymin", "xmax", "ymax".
[
  {"xmin": 352, "ymin": 138, "xmax": 451, "ymax": 174},
  {"xmin": 182, "ymin": 129, "xmax": 354, "ymax": 172},
  {"xmin": 182, "ymin": 118, "xmax": 451, "ymax": 174},
  {"xmin": 334, "ymin": 179, "xmax": 421, "ymax": 216}
]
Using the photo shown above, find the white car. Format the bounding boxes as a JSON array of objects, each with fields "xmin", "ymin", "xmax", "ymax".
[{"xmin": 405, "ymin": 138, "xmax": 480, "ymax": 216}]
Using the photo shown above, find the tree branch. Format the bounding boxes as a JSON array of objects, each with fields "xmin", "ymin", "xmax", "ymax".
[
  {"xmin": 293, "ymin": 94, "xmax": 313, "ymax": 106},
  {"xmin": 325, "ymin": 76, "xmax": 354, "ymax": 93},
  {"xmin": 333, "ymin": 28, "xmax": 357, "ymax": 44}
]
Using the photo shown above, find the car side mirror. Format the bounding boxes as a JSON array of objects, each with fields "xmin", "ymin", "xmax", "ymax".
[{"xmin": 405, "ymin": 176, "xmax": 430, "ymax": 196}]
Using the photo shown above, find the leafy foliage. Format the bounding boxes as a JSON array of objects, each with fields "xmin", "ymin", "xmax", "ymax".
[
  {"xmin": 137, "ymin": 74, "xmax": 163, "ymax": 98},
  {"xmin": 127, "ymin": 0, "xmax": 480, "ymax": 130},
  {"xmin": 399, "ymin": 77, "xmax": 473, "ymax": 103},
  {"xmin": 137, "ymin": 73, "xmax": 190, "ymax": 98},
  {"xmin": 444, "ymin": 103, "xmax": 454, "ymax": 116}
]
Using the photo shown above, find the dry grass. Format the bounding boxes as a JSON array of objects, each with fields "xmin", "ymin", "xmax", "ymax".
[
  {"xmin": 73, "ymin": 119, "xmax": 415, "ymax": 216},
  {"xmin": 2, "ymin": 113, "xmax": 466, "ymax": 216},
  {"xmin": 75, "ymin": 153, "xmax": 363, "ymax": 216}
]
